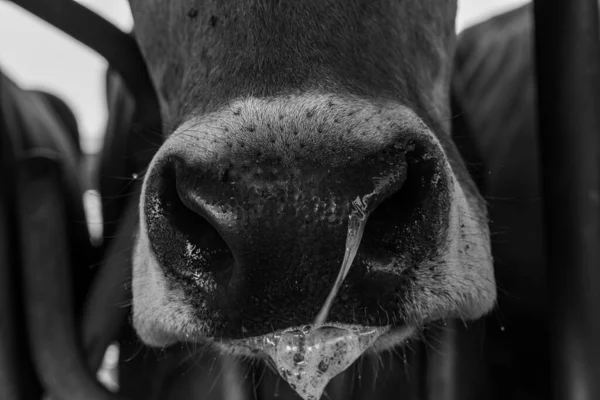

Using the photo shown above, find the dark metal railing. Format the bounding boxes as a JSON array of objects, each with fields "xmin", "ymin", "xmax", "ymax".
[
  {"xmin": 533, "ymin": 0, "xmax": 600, "ymax": 399},
  {"xmin": 8, "ymin": 0, "xmax": 162, "ymax": 163},
  {"xmin": 9, "ymin": 0, "xmax": 162, "ymax": 178}
]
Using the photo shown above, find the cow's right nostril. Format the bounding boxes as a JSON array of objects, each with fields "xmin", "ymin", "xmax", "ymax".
[{"xmin": 144, "ymin": 159, "xmax": 235, "ymax": 290}]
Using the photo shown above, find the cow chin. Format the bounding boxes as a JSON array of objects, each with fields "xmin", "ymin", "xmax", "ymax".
[{"xmin": 131, "ymin": 94, "xmax": 496, "ymax": 353}]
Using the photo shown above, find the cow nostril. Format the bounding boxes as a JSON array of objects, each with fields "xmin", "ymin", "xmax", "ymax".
[
  {"xmin": 146, "ymin": 161, "xmax": 235, "ymax": 287},
  {"xmin": 362, "ymin": 142, "xmax": 447, "ymax": 266}
]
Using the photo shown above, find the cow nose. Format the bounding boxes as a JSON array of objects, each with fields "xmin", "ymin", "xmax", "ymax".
[
  {"xmin": 144, "ymin": 138, "xmax": 407, "ymax": 273},
  {"xmin": 141, "ymin": 125, "xmax": 445, "ymax": 335}
]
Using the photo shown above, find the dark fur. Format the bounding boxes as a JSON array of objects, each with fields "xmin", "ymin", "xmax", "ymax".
[{"xmin": 129, "ymin": 0, "xmax": 456, "ymax": 129}]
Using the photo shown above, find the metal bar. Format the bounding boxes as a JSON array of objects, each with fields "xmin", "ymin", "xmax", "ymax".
[
  {"xmin": 16, "ymin": 151, "xmax": 125, "ymax": 400},
  {"xmin": 8, "ymin": 0, "xmax": 159, "ymax": 125},
  {"xmin": 9, "ymin": 0, "xmax": 162, "ymax": 169},
  {"xmin": 532, "ymin": 0, "xmax": 600, "ymax": 399},
  {"xmin": 424, "ymin": 324, "xmax": 458, "ymax": 400},
  {"xmin": 0, "ymin": 169, "xmax": 22, "ymax": 400}
]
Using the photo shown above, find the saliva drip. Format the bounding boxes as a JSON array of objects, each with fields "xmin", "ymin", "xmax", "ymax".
[
  {"xmin": 314, "ymin": 164, "xmax": 406, "ymax": 326},
  {"xmin": 253, "ymin": 170, "xmax": 405, "ymax": 400},
  {"xmin": 235, "ymin": 324, "xmax": 388, "ymax": 400},
  {"xmin": 313, "ymin": 196, "xmax": 369, "ymax": 326}
]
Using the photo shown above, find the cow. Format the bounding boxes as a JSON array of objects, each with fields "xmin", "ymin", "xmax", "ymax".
[
  {"xmin": 119, "ymin": 0, "xmax": 496, "ymax": 399},
  {"xmin": 8, "ymin": 0, "xmax": 555, "ymax": 399},
  {"xmin": 0, "ymin": 68, "xmax": 94, "ymax": 299},
  {"xmin": 0, "ymin": 66, "xmax": 100, "ymax": 399}
]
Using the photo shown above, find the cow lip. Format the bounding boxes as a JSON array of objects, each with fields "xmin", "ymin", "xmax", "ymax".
[
  {"xmin": 217, "ymin": 322, "xmax": 389, "ymax": 349},
  {"xmin": 214, "ymin": 323, "xmax": 412, "ymax": 400}
]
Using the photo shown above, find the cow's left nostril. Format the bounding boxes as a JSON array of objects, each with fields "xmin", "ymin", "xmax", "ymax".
[
  {"xmin": 360, "ymin": 140, "xmax": 449, "ymax": 273},
  {"xmin": 144, "ymin": 159, "xmax": 235, "ymax": 288}
]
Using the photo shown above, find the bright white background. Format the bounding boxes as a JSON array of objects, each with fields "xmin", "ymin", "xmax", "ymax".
[{"xmin": 0, "ymin": 0, "xmax": 529, "ymax": 154}]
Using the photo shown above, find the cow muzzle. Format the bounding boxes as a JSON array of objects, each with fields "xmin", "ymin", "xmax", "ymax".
[{"xmin": 132, "ymin": 94, "xmax": 495, "ymax": 397}]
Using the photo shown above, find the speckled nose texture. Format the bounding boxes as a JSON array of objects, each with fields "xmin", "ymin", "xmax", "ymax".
[{"xmin": 141, "ymin": 100, "xmax": 451, "ymax": 339}]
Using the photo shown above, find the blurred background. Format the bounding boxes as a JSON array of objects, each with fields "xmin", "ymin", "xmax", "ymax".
[{"xmin": 0, "ymin": 0, "xmax": 530, "ymax": 155}]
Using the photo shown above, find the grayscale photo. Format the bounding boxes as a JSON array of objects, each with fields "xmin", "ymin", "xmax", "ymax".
[{"xmin": 0, "ymin": 0, "xmax": 597, "ymax": 399}]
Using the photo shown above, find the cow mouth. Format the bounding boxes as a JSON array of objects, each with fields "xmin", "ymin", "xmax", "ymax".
[{"xmin": 214, "ymin": 322, "xmax": 415, "ymax": 400}]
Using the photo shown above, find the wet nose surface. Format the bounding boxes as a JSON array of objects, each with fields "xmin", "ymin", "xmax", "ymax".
[{"xmin": 142, "ymin": 100, "xmax": 451, "ymax": 339}]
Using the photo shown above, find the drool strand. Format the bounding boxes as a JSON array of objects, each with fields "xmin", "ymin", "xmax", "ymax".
[{"xmin": 314, "ymin": 197, "xmax": 368, "ymax": 326}]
